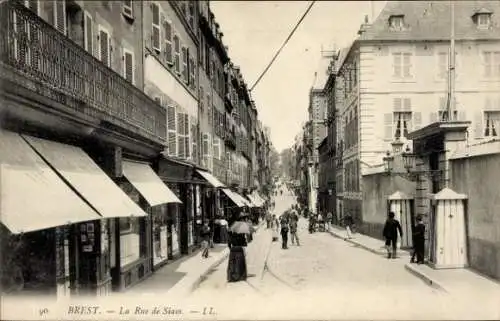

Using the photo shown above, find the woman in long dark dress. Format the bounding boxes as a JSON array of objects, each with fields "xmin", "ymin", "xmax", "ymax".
[{"xmin": 227, "ymin": 221, "xmax": 248, "ymax": 282}]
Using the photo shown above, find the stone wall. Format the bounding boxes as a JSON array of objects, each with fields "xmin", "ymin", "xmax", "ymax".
[
  {"xmin": 361, "ymin": 172, "xmax": 416, "ymax": 240},
  {"xmin": 450, "ymin": 152, "xmax": 500, "ymax": 280}
]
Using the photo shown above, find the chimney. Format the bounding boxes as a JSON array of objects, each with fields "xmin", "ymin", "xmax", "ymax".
[{"xmin": 357, "ymin": 14, "xmax": 371, "ymax": 35}]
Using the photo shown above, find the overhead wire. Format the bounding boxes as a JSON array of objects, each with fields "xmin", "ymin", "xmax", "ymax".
[{"xmin": 249, "ymin": 1, "xmax": 316, "ymax": 92}]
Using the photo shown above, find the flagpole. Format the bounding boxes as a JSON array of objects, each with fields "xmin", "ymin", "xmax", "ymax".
[{"xmin": 447, "ymin": 0, "xmax": 456, "ymax": 121}]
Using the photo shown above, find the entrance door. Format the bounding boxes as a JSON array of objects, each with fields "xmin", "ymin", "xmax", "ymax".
[
  {"xmin": 389, "ymin": 200, "xmax": 413, "ymax": 249},
  {"xmin": 435, "ymin": 200, "xmax": 467, "ymax": 268}
]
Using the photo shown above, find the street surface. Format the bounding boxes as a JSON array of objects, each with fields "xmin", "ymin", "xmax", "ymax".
[{"xmin": 188, "ymin": 186, "xmax": 499, "ymax": 320}]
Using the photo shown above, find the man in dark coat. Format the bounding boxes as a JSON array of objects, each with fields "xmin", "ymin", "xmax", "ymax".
[
  {"xmin": 411, "ymin": 215, "xmax": 426, "ymax": 264},
  {"xmin": 280, "ymin": 214, "xmax": 290, "ymax": 249},
  {"xmin": 383, "ymin": 211, "xmax": 403, "ymax": 259}
]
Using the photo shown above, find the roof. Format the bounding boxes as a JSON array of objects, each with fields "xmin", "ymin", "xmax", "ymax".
[
  {"xmin": 361, "ymin": 1, "xmax": 500, "ymax": 42},
  {"xmin": 335, "ymin": 45, "xmax": 353, "ymax": 73}
]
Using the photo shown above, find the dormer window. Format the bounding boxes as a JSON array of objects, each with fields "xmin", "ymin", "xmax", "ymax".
[
  {"xmin": 472, "ymin": 9, "xmax": 492, "ymax": 29},
  {"xmin": 477, "ymin": 13, "xmax": 491, "ymax": 27},
  {"xmin": 389, "ymin": 15, "xmax": 404, "ymax": 30}
]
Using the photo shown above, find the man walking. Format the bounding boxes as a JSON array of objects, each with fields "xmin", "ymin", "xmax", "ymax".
[
  {"xmin": 280, "ymin": 215, "xmax": 289, "ymax": 249},
  {"xmin": 411, "ymin": 215, "xmax": 425, "ymax": 264},
  {"xmin": 343, "ymin": 213, "xmax": 354, "ymax": 239},
  {"xmin": 200, "ymin": 220, "xmax": 211, "ymax": 258},
  {"xmin": 290, "ymin": 213, "xmax": 300, "ymax": 246},
  {"xmin": 383, "ymin": 212, "xmax": 403, "ymax": 259},
  {"xmin": 326, "ymin": 211, "xmax": 333, "ymax": 230}
]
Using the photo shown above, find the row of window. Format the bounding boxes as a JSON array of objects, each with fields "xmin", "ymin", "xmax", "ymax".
[
  {"xmin": 344, "ymin": 160, "xmax": 360, "ymax": 192},
  {"xmin": 150, "ymin": 2, "xmax": 196, "ymax": 92},
  {"xmin": 391, "ymin": 51, "xmax": 500, "ymax": 79}
]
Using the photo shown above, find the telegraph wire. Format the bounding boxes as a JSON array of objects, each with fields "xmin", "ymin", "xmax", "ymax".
[{"xmin": 249, "ymin": 1, "xmax": 316, "ymax": 92}]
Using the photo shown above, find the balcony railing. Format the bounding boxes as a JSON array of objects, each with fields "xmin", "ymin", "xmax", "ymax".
[{"xmin": 0, "ymin": 2, "xmax": 166, "ymax": 144}]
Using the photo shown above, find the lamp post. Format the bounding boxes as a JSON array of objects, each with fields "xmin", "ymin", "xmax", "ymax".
[{"xmin": 383, "ymin": 141, "xmax": 442, "ymax": 181}]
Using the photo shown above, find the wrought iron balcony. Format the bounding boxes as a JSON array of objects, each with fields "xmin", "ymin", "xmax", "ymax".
[{"xmin": 0, "ymin": 2, "xmax": 166, "ymax": 145}]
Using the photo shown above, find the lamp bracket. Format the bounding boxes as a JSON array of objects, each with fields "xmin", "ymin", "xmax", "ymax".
[{"xmin": 390, "ymin": 169, "xmax": 443, "ymax": 182}]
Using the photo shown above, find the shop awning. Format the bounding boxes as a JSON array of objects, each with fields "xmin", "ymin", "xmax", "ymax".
[
  {"xmin": 122, "ymin": 161, "xmax": 181, "ymax": 206},
  {"xmin": 196, "ymin": 170, "xmax": 225, "ymax": 188},
  {"xmin": 0, "ymin": 131, "xmax": 101, "ymax": 234},
  {"xmin": 252, "ymin": 193, "xmax": 266, "ymax": 207},
  {"xmin": 246, "ymin": 194, "xmax": 261, "ymax": 208},
  {"xmin": 221, "ymin": 188, "xmax": 245, "ymax": 207},
  {"xmin": 23, "ymin": 135, "xmax": 147, "ymax": 218}
]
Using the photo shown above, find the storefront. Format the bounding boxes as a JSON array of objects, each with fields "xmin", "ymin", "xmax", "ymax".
[
  {"xmin": 0, "ymin": 130, "xmax": 103, "ymax": 297},
  {"xmin": 157, "ymin": 157, "xmax": 207, "ymax": 256},
  {"xmin": 120, "ymin": 160, "xmax": 181, "ymax": 278}
]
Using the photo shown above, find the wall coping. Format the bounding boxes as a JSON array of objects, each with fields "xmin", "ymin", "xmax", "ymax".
[{"xmin": 450, "ymin": 139, "xmax": 500, "ymax": 160}]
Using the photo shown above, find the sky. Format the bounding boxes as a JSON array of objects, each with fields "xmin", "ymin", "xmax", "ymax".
[{"xmin": 210, "ymin": 1, "xmax": 387, "ymax": 152}]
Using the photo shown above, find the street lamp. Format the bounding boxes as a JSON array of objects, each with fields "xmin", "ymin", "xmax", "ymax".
[
  {"xmin": 383, "ymin": 151, "xmax": 394, "ymax": 173},
  {"xmin": 402, "ymin": 145, "xmax": 415, "ymax": 173}
]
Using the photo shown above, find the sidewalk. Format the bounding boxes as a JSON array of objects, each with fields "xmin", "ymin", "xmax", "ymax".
[
  {"xmin": 327, "ymin": 225, "xmax": 500, "ymax": 296},
  {"xmin": 124, "ymin": 220, "xmax": 267, "ymax": 299}
]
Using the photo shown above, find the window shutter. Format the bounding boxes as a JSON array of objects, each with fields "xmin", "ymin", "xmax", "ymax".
[
  {"xmin": 384, "ymin": 113, "xmax": 393, "ymax": 140},
  {"xmin": 439, "ymin": 96, "xmax": 446, "ymax": 110},
  {"xmin": 403, "ymin": 98, "xmax": 411, "ymax": 111},
  {"xmin": 207, "ymin": 132, "xmax": 213, "ymax": 171},
  {"xmin": 174, "ymin": 35, "xmax": 180, "ymax": 74},
  {"xmin": 393, "ymin": 53, "xmax": 401, "ymax": 77},
  {"xmin": 202, "ymin": 133, "xmax": 209, "ymax": 168},
  {"xmin": 403, "ymin": 53, "xmax": 412, "ymax": 77},
  {"xmin": 84, "ymin": 13, "xmax": 93, "ymax": 53},
  {"xmin": 164, "ymin": 19, "xmax": 173, "ymax": 64},
  {"xmin": 190, "ymin": 56, "xmax": 196, "ymax": 89},
  {"xmin": 199, "ymin": 87, "xmax": 204, "ymax": 109},
  {"xmin": 182, "ymin": 46, "xmax": 188, "ymax": 83},
  {"xmin": 213, "ymin": 138, "xmax": 219, "ymax": 161},
  {"xmin": 151, "ymin": 3, "xmax": 161, "ymax": 52},
  {"xmin": 177, "ymin": 112, "xmax": 186, "ymax": 158},
  {"xmin": 184, "ymin": 114, "xmax": 190, "ymax": 160},
  {"xmin": 167, "ymin": 106, "xmax": 177, "ymax": 156},
  {"xmin": 474, "ymin": 111, "xmax": 484, "ymax": 139},
  {"xmin": 413, "ymin": 112, "xmax": 422, "ymax": 130},
  {"xmin": 393, "ymin": 98, "xmax": 402, "ymax": 111},
  {"xmin": 123, "ymin": 50, "xmax": 134, "ymax": 83},
  {"xmin": 54, "ymin": 0, "xmax": 66, "ymax": 35},
  {"xmin": 191, "ymin": 122, "xmax": 197, "ymax": 163},
  {"xmin": 99, "ymin": 29, "xmax": 110, "ymax": 66}
]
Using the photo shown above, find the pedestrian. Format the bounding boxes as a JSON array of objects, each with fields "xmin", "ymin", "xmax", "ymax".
[
  {"xmin": 308, "ymin": 211, "xmax": 316, "ymax": 234},
  {"xmin": 266, "ymin": 212, "xmax": 272, "ymax": 229},
  {"xmin": 411, "ymin": 215, "xmax": 425, "ymax": 264},
  {"xmin": 326, "ymin": 212, "xmax": 333, "ymax": 230},
  {"xmin": 383, "ymin": 211, "xmax": 403, "ymax": 259},
  {"xmin": 344, "ymin": 213, "xmax": 354, "ymax": 239},
  {"xmin": 227, "ymin": 212, "xmax": 249, "ymax": 282},
  {"xmin": 280, "ymin": 215, "xmax": 289, "ymax": 249},
  {"xmin": 289, "ymin": 215, "xmax": 300, "ymax": 246},
  {"xmin": 200, "ymin": 220, "xmax": 211, "ymax": 258}
]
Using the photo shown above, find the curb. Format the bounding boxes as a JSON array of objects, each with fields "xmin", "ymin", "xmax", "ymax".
[
  {"xmin": 189, "ymin": 248, "xmax": 230, "ymax": 293},
  {"xmin": 189, "ymin": 220, "xmax": 267, "ymax": 293},
  {"xmin": 404, "ymin": 263, "xmax": 447, "ymax": 293},
  {"xmin": 327, "ymin": 229, "xmax": 386, "ymax": 255}
]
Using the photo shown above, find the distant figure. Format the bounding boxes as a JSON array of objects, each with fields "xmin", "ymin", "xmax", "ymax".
[
  {"xmin": 280, "ymin": 215, "xmax": 289, "ymax": 249},
  {"xmin": 383, "ymin": 212, "xmax": 403, "ymax": 259},
  {"xmin": 343, "ymin": 213, "xmax": 354, "ymax": 239},
  {"xmin": 200, "ymin": 220, "xmax": 211, "ymax": 258},
  {"xmin": 326, "ymin": 212, "xmax": 333, "ymax": 230},
  {"xmin": 411, "ymin": 215, "xmax": 425, "ymax": 264},
  {"xmin": 289, "ymin": 214, "xmax": 300, "ymax": 246}
]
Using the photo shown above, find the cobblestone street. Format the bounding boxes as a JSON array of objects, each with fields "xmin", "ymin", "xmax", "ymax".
[{"xmin": 187, "ymin": 189, "xmax": 499, "ymax": 320}]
